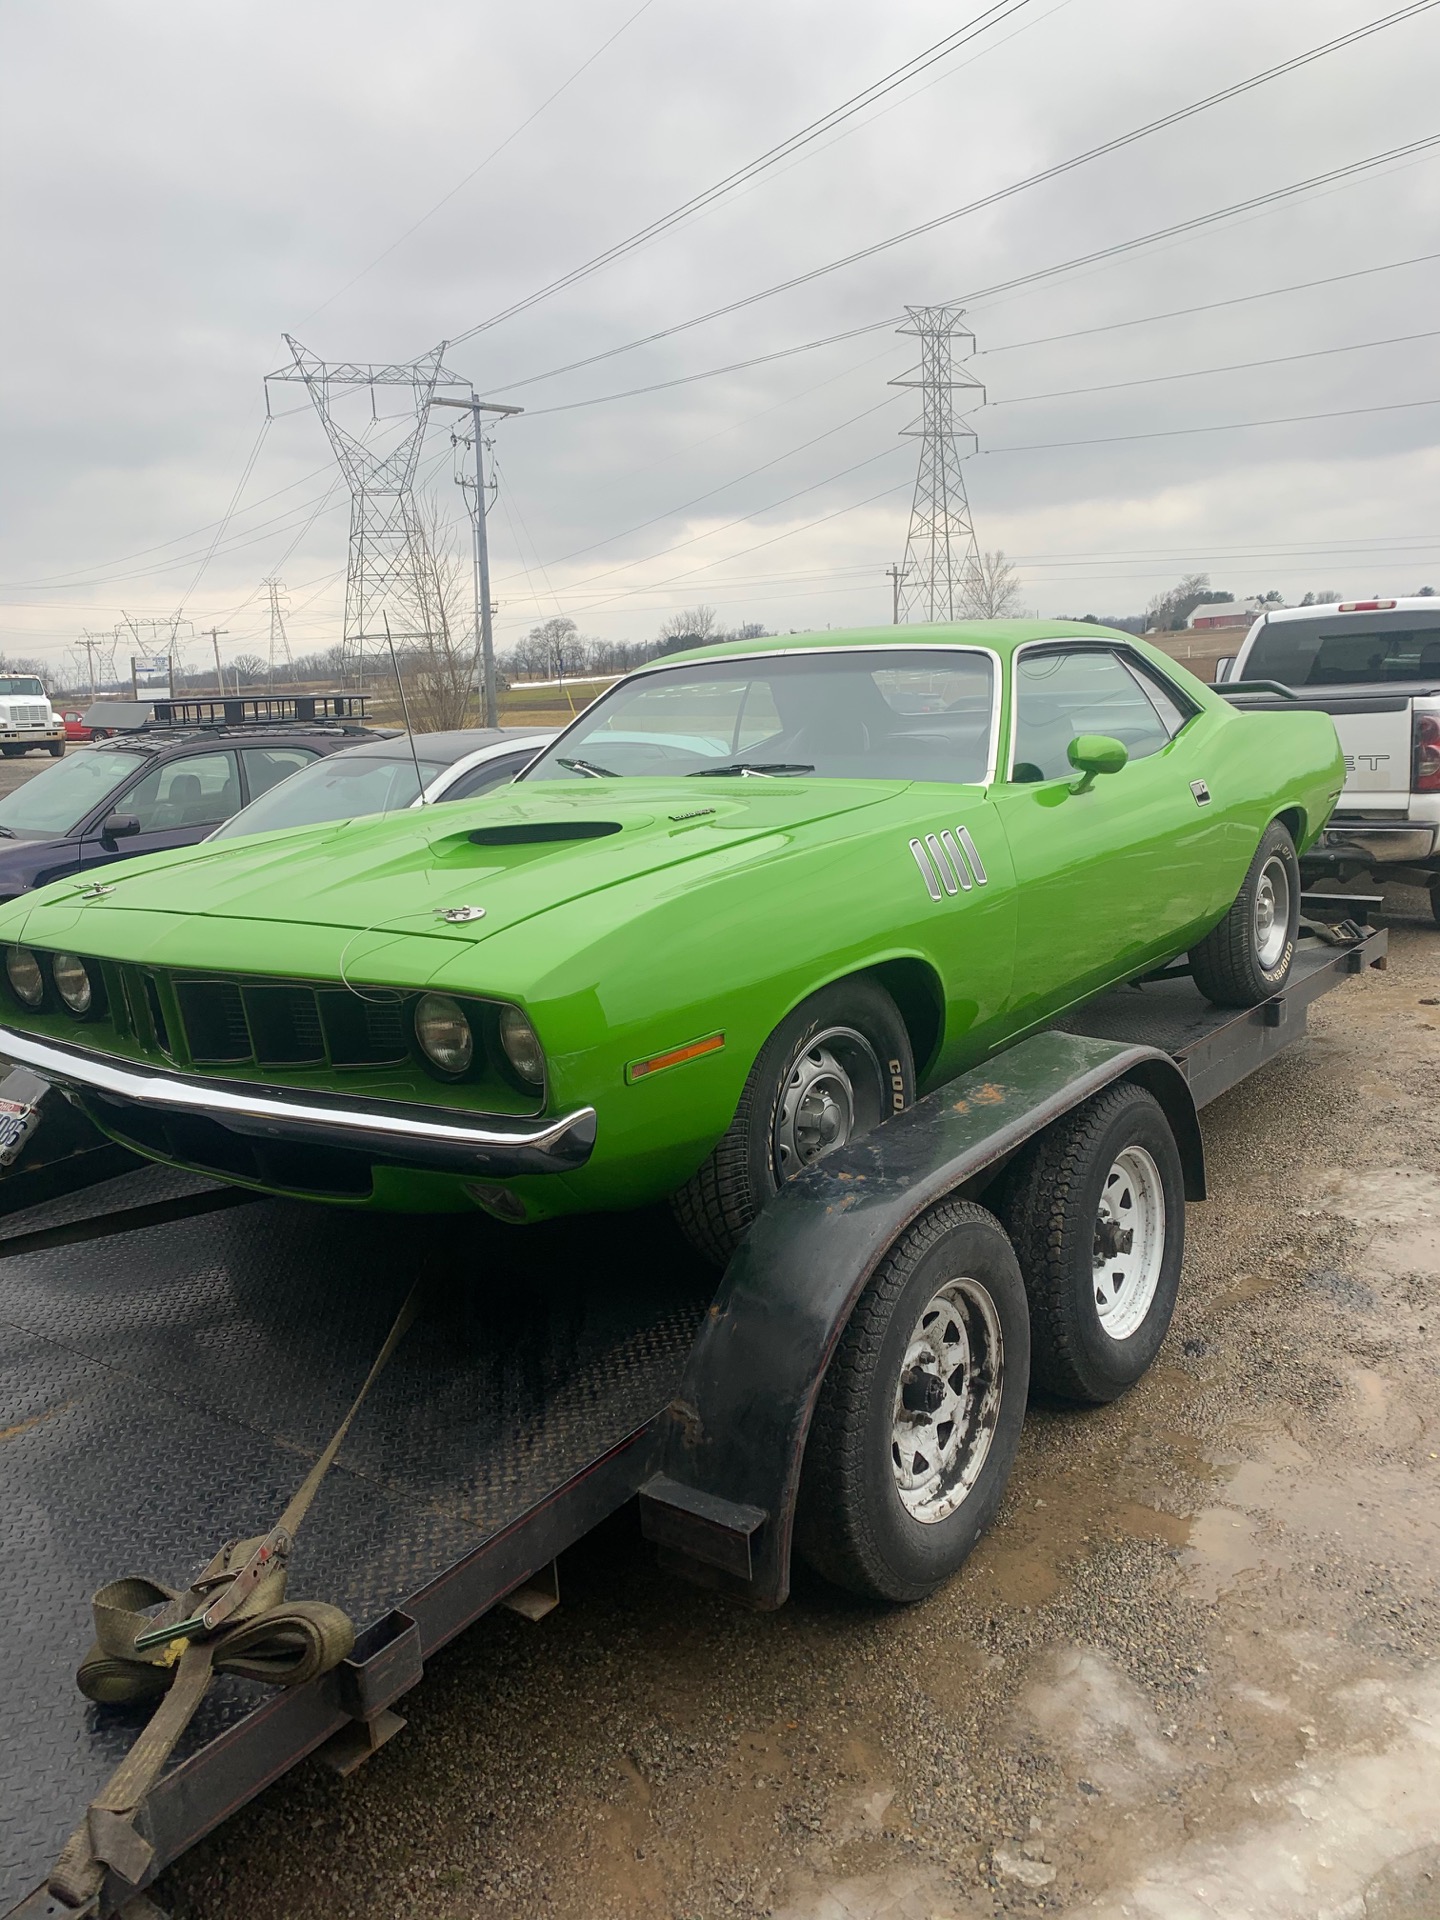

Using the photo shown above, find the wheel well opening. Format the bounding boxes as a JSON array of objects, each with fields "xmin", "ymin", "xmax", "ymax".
[
  {"xmin": 868, "ymin": 959, "xmax": 944, "ymax": 1078},
  {"xmin": 1275, "ymin": 805, "xmax": 1306, "ymax": 850}
]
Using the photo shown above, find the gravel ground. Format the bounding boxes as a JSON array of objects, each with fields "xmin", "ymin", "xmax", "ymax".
[
  {"xmin": 154, "ymin": 888, "xmax": 1440, "ymax": 1920},
  {"xmin": 45, "ymin": 882, "xmax": 1406, "ymax": 1917}
]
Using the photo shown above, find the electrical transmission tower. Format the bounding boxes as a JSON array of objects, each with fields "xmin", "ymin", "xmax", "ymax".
[
  {"xmin": 892, "ymin": 305, "xmax": 986, "ymax": 624},
  {"xmin": 263, "ymin": 577, "xmax": 294, "ymax": 686},
  {"xmin": 266, "ymin": 338, "xmax": 466, "ymax": 685}
]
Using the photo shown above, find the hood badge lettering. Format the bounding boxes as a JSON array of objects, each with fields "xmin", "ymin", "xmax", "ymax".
[
  {"xmin": 435, "ymin": 904, "xmax": 486, "ymax": 923},
  {"xmin": 78, "ymin": 882, "xmax": 116, "ymax": 901},
  {"xmin": 668, "ymin": 808, "xmax": 715, "ymax": 822}
]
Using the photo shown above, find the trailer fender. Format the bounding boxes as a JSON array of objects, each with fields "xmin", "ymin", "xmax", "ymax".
[{"xmin": 641, "ymin": 1031, "xmax": 1200, "ymax": 1608}]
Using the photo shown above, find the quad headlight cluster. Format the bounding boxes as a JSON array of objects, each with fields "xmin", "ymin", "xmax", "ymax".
[
  {"xmin": 412, "ymin": 992, "xmax": 545, "ymax": 1092},
  {"xmin": 4, "ymin": 946, "xmax": 104, "ymax": 1017}
]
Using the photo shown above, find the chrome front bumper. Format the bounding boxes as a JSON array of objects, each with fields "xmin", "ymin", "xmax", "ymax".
[{"xmin": 0, "ymin": 1027, "xmax": 596, "ymax": 1177}]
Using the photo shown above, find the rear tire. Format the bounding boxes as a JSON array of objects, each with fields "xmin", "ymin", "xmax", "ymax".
[
  {"xmin": 673, "ymin": 977, "xmax": 914, "ymax": 1265},
  {"xmin": 998, "ymin": 1083, "xmax": 1185, "ymax": 1405},
  {"xmin": 1190, "ymin": 820, "xmax": 1299, "ymax": 1006},
  {"xmin": 795, "ymin": 1200, "xmax": 1030, "ymax": 1603}
]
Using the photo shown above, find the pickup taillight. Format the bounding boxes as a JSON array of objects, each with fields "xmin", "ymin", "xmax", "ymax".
[{"xmin": 1415, "ymin": 713, "xmax": 1440, "ymax": 792}]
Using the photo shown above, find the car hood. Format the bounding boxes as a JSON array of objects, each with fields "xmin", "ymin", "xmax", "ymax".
[{"xmin": 9, "ymin": 778, "xmax": 909, "ymax": 969}]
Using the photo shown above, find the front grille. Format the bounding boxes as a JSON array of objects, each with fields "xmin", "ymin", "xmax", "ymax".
[{"xmin": 154, "ymin": 969, "xmax": 410, "ymax": 1069}]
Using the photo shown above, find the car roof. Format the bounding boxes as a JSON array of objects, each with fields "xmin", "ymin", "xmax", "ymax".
[
  {"xmin": 325, "ymin": 728, "xmax": 549, "ymax": 765},
  {"xmin": 1249, "ymin": 597, "xmax": 1440, "ymax": 626},
  {"xmin": 635, "ymin": 620, "xmax": 1134, "ymax": 673},
  {"xmin": 91, "ymin": 726, "xmax": 382, "ymax": 759}
]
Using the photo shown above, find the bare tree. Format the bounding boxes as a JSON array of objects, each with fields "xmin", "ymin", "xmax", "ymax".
[
  {"xmin": 406, "ymin": 505, "xmax": 475, "ymax": 730},
  {"xmin": 231, "ymin": 653, "xmax": 269, "ymax": 685},
  {"xmin": 962, "ymin": 551, "xmax": 1024, "ymax": 619},
  {"xmin": 658, "ymin": 605, "xmax": 718, "ymax": 652},
  {"xmin": 510, "ymin": 617, "xmax": 587, "ymax": 679}
]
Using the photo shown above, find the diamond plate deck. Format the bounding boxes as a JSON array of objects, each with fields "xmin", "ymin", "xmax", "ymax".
[{"xmin": 0, "ymin": 1188, "xmax": 712, "ymax": 1915}]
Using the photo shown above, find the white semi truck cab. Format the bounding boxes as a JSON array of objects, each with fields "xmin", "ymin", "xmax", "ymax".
[
  {"xmin": 0, "ymin": 673, "xmax": 64, "ymax": 758},
  {"xmin": 1218, "ymin": 598, "xmax": 1440, "ymax": 918}
]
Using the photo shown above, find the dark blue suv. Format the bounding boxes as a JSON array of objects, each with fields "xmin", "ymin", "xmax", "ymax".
[{"xmin": 0, "ymin": 696, "xmax": 382, "ymax": 903}]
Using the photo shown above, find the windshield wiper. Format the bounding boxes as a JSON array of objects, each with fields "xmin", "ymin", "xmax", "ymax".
[
  {"xmin": 556, "ymin": 756, "xmax": 618, "ymax": 778},
  {"xmin": 688, "ymin": 761, "xmax": 814, "ymax": 778}
]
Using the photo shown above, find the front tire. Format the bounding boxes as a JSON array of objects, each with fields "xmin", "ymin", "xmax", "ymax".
[
  {"xmin": 794, "ymin": 1200, "xmax": 1030, "ymax": 1603},
  {"xmin": 998, "ymin": 1083, "xmax": 1185, "ymax": 1405},
  {"xmin": 1190, "ymin": 820, "xmax": 1299, "ymax": 1006},
  {"xmin": 47, "ymin": 742, "xmax": 64, "ymax": 757},
  {"xmin": 672, "ymin": 977, "xmax": 914, "ymax": 1265}
]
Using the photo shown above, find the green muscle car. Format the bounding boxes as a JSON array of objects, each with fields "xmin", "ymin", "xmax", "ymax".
[{"xmin": 0, "ymin": 622, "xmax": 1342, "ymax": 1257}]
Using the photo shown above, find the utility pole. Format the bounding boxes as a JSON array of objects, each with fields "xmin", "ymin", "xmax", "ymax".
[
  {"xmin": 886, "ymin": 563, "xmax": 905, "ymax": 626},
  {"xmin": 433, "ymin": 392, "xmax": 523, "ymax": 728},
  {"xmin": 204, "ymin": 628, "xmax": 229, "ymax": 694},
  {"xmin": 892, "ymin": 305, "xmax": 986, "ymax": 624}
]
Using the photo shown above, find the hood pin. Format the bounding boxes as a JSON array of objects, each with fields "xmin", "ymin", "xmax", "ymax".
[
  {"xmin": 435, "ymin": 905, "xmax": 486, "ymax": 923},
  {"xmin": 79, "ymin": 882, "xmax": 116, "ymax": 901}
]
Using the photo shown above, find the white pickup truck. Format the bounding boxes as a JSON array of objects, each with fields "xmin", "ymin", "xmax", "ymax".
[
  {"xmin": 1217, "ymin": 597, "xmax": 1440, "ymax": 920},
  {"xmin": 0, "ymin": 673, "xmax": 64, "ymax": 758}
]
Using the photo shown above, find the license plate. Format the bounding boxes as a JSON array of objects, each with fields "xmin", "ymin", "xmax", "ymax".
[{"xmin": 0, "ymin": 1096, "xmax": 39, "ymax": 1168}]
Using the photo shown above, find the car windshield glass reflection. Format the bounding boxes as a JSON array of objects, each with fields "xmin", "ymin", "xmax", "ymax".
[
  {"xmin": 210, "ymin": 752, "xmax": 451, "ymax": 839},
  {"xmin": 0, "ymin": 750, "xmax": 147, "ymax": 836},
  {"xmin": 521, "ymin": 650, "xmax": 995, "ymax": 784}
]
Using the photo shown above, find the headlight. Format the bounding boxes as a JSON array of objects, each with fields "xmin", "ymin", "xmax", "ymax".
[
  {"xmin": 498, "ymin": 1005, "xmax": 545, "ymax": 1088},
  {"xmin": 5, "ymin": 946, "xmax": 44, "ymax": 1008},
  {"xmin": 414, "ymin": 993, "xmax": 474, "ymax": 1075},
  {"xmin": 52, "ymin": 952, "xmax": 95, "ymax": 1015}
]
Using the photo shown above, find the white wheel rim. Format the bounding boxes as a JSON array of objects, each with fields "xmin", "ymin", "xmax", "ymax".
[
  {"xmin": 1253, "ymin": 854, "xmax": 1291, "ymax": 972},
  {"xmin": 1092, "ymin": 1146, "xmax": 1166, "ymax": 1342},
  {"xmin": 889, "ymin": 1278, "xmax": 1004, "ymax": 1524}
]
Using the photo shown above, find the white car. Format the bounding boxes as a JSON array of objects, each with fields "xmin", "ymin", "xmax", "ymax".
[{"xmin": 208, "ymin": 728, "xmax": 557, "ymax": 841}]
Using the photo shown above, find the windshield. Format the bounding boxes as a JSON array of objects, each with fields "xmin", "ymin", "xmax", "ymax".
[
  {"xmin": 520, "ymin": 649, "xmax": 996, "ymax": 784},
  {"xmin": 209, "ymin": 750, "xmax": 452, "ymax": 839},
  {"xmin": 1245, "ymin": 611, "xmax": 1440, "ymax": 687},
  {"xmin": 0, "ymin": 749, "xmax": 145, "ymax": 836},
  {"xmin": 0, "ymin": 677, "xmax": 44, "ymax": 697}
]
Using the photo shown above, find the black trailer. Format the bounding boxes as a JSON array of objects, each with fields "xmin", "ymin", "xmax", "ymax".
[{"xmin": 0, "ymin": 919, "xmax": 1386, "ymax": 1920}]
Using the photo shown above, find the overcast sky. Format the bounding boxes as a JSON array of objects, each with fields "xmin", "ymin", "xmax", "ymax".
[{"xmin": 2, "ymin": 0, "xmax": 1439, "ymax": 680}]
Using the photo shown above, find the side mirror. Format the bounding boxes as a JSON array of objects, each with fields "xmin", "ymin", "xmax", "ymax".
[
  {"xmin": 1067, "ymin": 734, "xmax": 1128, "ymax": 793},
  {"xmin": 100, "ymin": 813, "xmax": 141, "ymax": 844},
  {"xmin": 1214, "ymin": 657, "xmax": 1235, "ymax": 684}
]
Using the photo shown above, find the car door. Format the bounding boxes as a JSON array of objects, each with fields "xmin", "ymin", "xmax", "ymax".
[
  {"xmin": 72, "ymin": 749, "xmax": 243, "ymax": 876},
  {"xmin": 989, "ymin": 643, "xmax": 1212, "ymax": 1023}
]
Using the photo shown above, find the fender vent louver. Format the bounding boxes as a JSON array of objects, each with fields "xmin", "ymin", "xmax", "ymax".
[{"xmin": 468, "ymin": 821, "xmax": 623, "ymax": 846}]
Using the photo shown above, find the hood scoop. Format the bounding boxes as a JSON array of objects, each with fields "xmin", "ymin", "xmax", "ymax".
[{"xmin": 467, "ymin": 819, "xmax": 623, "ymax": 847}]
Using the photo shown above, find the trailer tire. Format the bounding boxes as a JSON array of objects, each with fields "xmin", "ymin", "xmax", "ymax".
[
  {"xmin": 794, "ymin": 1200, "xmax": 1029, "ymax": 1603},
  {"xmin": 673, "ymin": 977, "xmax": 914, "ymax": 1265},
  {"xmin": 999, "ymin": 1083, "xmax": 1184, "ymax": 1405},
  {"xmin": 1190, "ymin": 820, "xmax": 1299, "ymax": 1006}
]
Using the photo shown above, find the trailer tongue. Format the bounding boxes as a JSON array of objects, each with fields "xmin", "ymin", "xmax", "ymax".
[{"xmin": 0, "ymin": 918, "xmax": 1386, "ymax": 1919}]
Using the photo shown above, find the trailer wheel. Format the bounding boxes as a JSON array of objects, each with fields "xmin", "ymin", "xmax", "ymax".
[
  {"xmin": 673, "ymin": 977, "xmax": 914, "ymax": 1265},
  {"xmin": 794, "ymin": 1200, "xmax": 1029, "ymax": 1603},
  {"xmin": 1190, "ymin": 820, "xmax": 1299, "ymax": 1006},
  {"xmin": 999, "ymin": 1083, "xmax": 1184, "ymax": 1405}
]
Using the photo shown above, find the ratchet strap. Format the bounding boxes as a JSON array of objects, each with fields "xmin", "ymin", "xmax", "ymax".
[{"xmin": 47, "ymin": 1281, "xmax": 423, "ymax": 1914}]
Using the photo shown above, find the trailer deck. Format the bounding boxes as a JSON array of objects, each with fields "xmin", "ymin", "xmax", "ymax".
[{"xmin": 0, "ymin": 925, "xmax": 1387, "ymax": 1918}]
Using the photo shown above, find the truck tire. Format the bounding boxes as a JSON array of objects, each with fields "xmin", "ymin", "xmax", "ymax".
[
  {"xmin": 672, "ymin": 977, "xmax": 914, "ymax": 1266},
  {"xmin": 794, "ymin": 1200, "xmax": 1029, "ymax": 1603},
  {"xmin": 1190, "ymin": 820, "xmax": 1299, "ymax": 1006},
  {"xmin": 47, "ymin": 742, "xmax": 64, "ymax": 757},
  {"xmin": 0, "ymin": 746, "xmax": 20, "ymax": 759},
  {"xmin": 1428, "ymin": 879, "xmax": 1440, "ymax": 928},
  {"xmin": 998, "ymin": 1083, "xmax": 1185, "ymax": 1405}
]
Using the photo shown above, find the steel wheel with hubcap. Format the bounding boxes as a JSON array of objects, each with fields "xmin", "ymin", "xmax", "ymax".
[
  {"xmin": 1191, "ymin": 819, "xmax": 1300, "ymax": 1006},
  {"xmin": 999, "ymin": 1082, "xmax": 1186, "ymax": 1405},
  {"xmin": 795, "ymin": 1199, "xmax": 1030, "ymax": 1603},
  {"xmin": 673, "ymin": 977, "xmax": 915, "ymax": 1266}
]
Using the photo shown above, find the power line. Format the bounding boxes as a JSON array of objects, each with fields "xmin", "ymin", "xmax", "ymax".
[
  {"xmin": 298, "ymin": 0, "xmax": 663, "ymax": 328},
  {"xmin": 447, "ymin": 0, "xmax": 1042, "ymax": 347},
  {"xmin": 992, "ymin": 325, "xmax": 1440, "ymax": 407},
  {"xmin": 978, "ymin": 249, "xmax": 1440, "ymax": 356},
  {"xmin": 488, "ymin": 3, "xmax": 1440, "ymax": 390},
  {"xmin": 983, "ymin": 393, "xmax": 1440, "ymax": 456}
]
